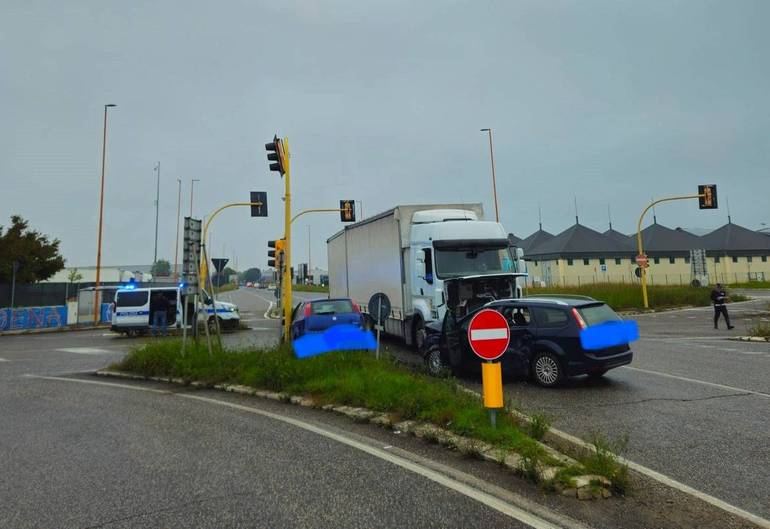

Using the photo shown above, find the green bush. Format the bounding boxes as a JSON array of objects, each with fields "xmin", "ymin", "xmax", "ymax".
[{"xmin": 292, "ymin": 284, "xmax": 329, "ymax": 293}]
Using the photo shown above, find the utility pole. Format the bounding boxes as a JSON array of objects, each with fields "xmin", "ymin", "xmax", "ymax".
[
  {"xmin": 308, "ymin": 225, "xmax": 311, "ymax": 283},
  {"xmin": 174, "ymin": 177, "xmax": 182, "ymax": 282},
  {"xmin": 480, "ymin": 128, "xmax": 500, "ymax": 222},
  {"xmin": 93, "ymin": 103, "xmax": 116, "ymax": 325},
  {"xmin": 153, "ymin": 162, "xmax": 160, "ymax": 266}
]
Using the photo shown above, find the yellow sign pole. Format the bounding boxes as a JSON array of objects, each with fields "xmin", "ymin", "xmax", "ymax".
[
  {"xmin": 636, "ymin": 194, "xmax": 704, "ymax": 308},
  {"xmin": 290, "ymin": 208, "xmax": 345, "ymax": 224},
  {"xmin": 281, "ymin": 139, "xmax": 293, "ymax": 342}
]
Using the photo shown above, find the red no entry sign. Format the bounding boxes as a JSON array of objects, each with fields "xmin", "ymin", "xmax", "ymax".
[
  {"xmin": 467, "ymin": 309, "xmax": 510, "ymax": 361},
  {"xmin": 635, "ymin": 254, "xmax": 649, "ymax": 268}
]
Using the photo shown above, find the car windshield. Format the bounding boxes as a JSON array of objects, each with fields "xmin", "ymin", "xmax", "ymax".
[
  {"xmin": 311, "ymin": 300, "xmax": 354, "ymax": 315},
  {"xmin": 578, "ymin": 304, "xmax": 622, "ymax": 326},
  {"xmin": 434, "ymin": 247, "xmax": 515, "ymax": 279}
]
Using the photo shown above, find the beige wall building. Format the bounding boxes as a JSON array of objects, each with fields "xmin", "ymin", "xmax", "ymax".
[{"xmin": 519, "ymin": 221, "xmax": 770, "ymax": 287}]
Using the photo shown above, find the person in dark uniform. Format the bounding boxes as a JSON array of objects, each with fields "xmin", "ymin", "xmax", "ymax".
[
  {"xmin": 151, "ymin": 291, "xmax": 169, "ymax": 337},
  {"xmin": 710, "ymin": 283, "xmax": 734, "ymax": 330}
]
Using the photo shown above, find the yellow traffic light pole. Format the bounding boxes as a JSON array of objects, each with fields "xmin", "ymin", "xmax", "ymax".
[
  {"xmin": 290, "ymin": 208, "xmax": 345, "ymax": 224},
  {"xmin": 281, "ymin": 139, "xmax": 293, "ymax": 341},
  {"xmin": 636, "ymin": 193, "xmax": 705, "ymax": 308}
]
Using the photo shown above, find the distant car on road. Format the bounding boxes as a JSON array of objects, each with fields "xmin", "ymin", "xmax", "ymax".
[
  {"xmin": 422, "ymin": 296, "xmax": 633, "ymax": 386},
  {"xmin": 290, "ymin": 298, "xmax": 364, "ymax": 340}
]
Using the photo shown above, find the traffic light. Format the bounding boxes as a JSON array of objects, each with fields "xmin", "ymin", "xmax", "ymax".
[
  {"xmin": 267, "ymin": 239, "xmax": 285, "ymax": 268},
  {"xmin": 698, "ymin": 184, "xmax": 718, "ymax": 209},
  {"xmin": 265, "ymin": 136, "xmax": 286, "ymax": 175},
  {"xmin": 340, "ymin": 199, "xmax": 356, "ymax": 222}
]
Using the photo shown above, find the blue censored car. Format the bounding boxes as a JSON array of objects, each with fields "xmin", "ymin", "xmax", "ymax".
[
  {"xmin": 422, "ymin": 296, "xmax": 635, "ymax": 387},
  {"xmin": 290, "ymin": 298, "xmax": 365, "ymax": 340}
]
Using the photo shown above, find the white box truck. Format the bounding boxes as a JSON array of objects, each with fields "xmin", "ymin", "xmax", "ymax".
[{"xmin": 327, "ymin": 204, "xmax": 526, "ymax": 346}]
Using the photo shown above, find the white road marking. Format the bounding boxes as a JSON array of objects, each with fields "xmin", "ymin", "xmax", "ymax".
[
  {"xmin": 0, "ymin": 358, "xmax": 10, "ymax": 362},
  {"xmin": 622, "ymin": 366, "xmax": 770, "ymax": 399},
  {"xmin": 470, "ymin": 328, "xmax": 508, "ymax": 341},
  {"xmin": 26, "ymin": 374, "xmax": 574, "ymax": 529},
  {"xmin": 56, "ymin": 347, "xmax": 113, "ymax": 355},
  {"xmin": 263, "ymin": 301, "xmax": 274, "ymax": 320}
]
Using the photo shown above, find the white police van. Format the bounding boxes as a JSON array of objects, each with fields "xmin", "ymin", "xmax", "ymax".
[{"xmin": 110, "ymin": 286, "xmax": 239, "ymax": 336}]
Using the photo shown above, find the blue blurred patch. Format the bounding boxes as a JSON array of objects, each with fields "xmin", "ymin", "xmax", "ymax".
[
  {"xmin": 580, "ymin": 320, "xmax": 639, "ymax": 350},
  {"xmin": 293, "ymin": 324, "xmax": 377, "ymax": 359}
]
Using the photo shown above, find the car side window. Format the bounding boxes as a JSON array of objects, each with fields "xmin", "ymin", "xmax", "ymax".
[
  {"xmin": 505, "ymin": 306, "xmax": 532, "ymax": 327},
  {"xmin": 533, "ymin": 307, "xmax": 569, "ymax": 328}
]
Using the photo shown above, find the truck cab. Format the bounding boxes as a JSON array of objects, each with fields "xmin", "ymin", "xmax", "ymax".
[{"xmin": 409, "ymin": 209, "xmax": 525, "ymax": 345}]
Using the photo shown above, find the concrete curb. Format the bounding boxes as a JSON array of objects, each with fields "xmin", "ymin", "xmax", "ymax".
[
  {"xmin": 729, "ymin": 336, "xmax": 770, "ymax": 342},
  {"xmin": 0, "ymin": 324, "xmax": 110, "ymax": 337},
  {"xmin": 93, "ymin": 369, "xmax": 613, "ymax": 500}
]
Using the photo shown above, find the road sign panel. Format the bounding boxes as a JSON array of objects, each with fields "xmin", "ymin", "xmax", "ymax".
[
  {"xmin": 467, "ymin": 309, "xmax": 510, "ymax": 361},
  {"xmin": 635, "ymin": 254, "xmax": 649, "ymax": 268},
  {"xmin": 211, "ymin": 258, "xmax": 229, "ymax": 273},
  {"xmin": 340, "ymin": 200, "xmax": 356, "ymax": 222},
  {"xmin": 698, "ymin": 184, "xmax": 718, "ymax": 209},
  {"xmin": 250, "ymin": 191, "xmax": 268, "ymax": 217},
  {"xmin": 367, "ymin": 293, "xmax": 391, "ymax": 325}
]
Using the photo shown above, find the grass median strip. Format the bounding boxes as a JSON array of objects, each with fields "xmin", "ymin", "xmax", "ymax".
[
  {"xmin": 112, "ymin": 339, "xmax": 626, "ymax": 497},
  {"xmin": 526, "ymin": 283, "xmax": 748, "ymax": 311}
]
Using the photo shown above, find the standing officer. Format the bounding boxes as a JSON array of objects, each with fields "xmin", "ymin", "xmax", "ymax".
[{"xmin": 711, "ymin": 283, "xmax": 734, "ymax": 330}]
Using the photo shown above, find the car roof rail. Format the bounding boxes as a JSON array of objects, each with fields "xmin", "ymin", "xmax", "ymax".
[{"xmin": 524, "ymin": 293, "xmax": 597, "ymax": 301}]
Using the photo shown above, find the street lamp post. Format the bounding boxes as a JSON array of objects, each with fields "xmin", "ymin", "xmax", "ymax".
[
  {"xmin": 94, "ymin": 103, "xmax": 117, "ymax": 325},
  {"xmin": 190, "ymin": 178, "xmax": 200, "ymax": 217},
  {"xmin": 153, "ymin": 162, "xmax": 160, "ymax": 266},
  {"xmin": 174, "ymin": 177, "xmax": 182, "ymax": 282},
  {"xmin": 480, "ymin": 128, "xmax": 500, "ymax": 222}
]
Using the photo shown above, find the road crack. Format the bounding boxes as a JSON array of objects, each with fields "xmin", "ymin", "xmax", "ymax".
[{"xmin": 537, "ymin": 392, "xmax": 752, "ymax": 411}]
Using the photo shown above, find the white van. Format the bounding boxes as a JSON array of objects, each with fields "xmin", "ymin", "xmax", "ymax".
[{"xmin": 110, "ymin": 286, "xmax": 239, "ymax": 335}]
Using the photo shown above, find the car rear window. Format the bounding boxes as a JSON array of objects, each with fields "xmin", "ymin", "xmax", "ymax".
[
  {"xmin": 116, "ymin": 291, "xmax": 149, "ymax": 307},
  {"xmin": 311, "ymin": 300, "xmax": 354, "ymax": 315},
  {"xmin": 578, "ymin": 304, "xmax": 621, "ymax": 326},
  {"xmin": 533, "ymin": 307, "xmax": 569, "ymax": 327}
]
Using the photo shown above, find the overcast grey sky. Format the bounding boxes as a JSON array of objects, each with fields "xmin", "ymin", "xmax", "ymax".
[{"xmin": 2, "ymin": 0, "xmax": 768, "ymax": 270}]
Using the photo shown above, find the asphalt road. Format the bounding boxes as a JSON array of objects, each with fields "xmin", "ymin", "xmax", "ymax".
[
  {"xmin": 463, "ymin": 297, "xmax": 770, "ymax": 520},
  {"xmin": 1, "ymin": 288, "xmax": 767, "ymax": 528}
]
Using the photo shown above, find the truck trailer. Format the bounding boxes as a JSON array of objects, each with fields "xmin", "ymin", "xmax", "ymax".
[{"xmin": 327, "ymin": 204, "xmax": 526, "ymax": 346}]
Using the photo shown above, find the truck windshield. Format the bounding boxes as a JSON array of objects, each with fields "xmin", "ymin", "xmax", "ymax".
[{"xmin": 434, "ymin": 247, "xmax": 515, "ymax": 279}]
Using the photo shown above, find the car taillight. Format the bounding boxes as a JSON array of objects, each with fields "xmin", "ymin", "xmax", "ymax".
[
  {"xmin": 304, "ymin": 304, "xmax": 312, "ymax": 318},
  {"xmin": 571, "ymin": 308, "xmax": 587, "ymax": 330},
  {"xmin": 352, "ymin": 302, "xmax": 361, "ymax": 313}
]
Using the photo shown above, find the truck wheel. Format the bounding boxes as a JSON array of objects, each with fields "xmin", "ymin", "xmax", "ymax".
[{"xmin": 531, "ymin": 351, "xmax": 564, "ymax": 387}]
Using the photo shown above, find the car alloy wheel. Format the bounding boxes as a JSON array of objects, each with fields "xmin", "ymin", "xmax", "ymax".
[
  {"xmin": 424, "ymin": 345, "xmax": 446, "ymax": 378},
  {"xmin": 533, "ymin": 352, "xmax": 562, "ymax": 387}
]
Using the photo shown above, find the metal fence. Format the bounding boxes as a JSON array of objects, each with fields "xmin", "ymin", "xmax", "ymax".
[
  {"xmin": 0, "ymin": 281, "xmax": 178, "ymax": 308},
  {"xmin": 526, "ymin": 272, "xmax": 767, "ymax": 288}
]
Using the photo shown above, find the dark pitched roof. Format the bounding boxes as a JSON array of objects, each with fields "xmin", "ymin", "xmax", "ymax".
[
  {"xmin": 638, "ymin": 223, "xmax": 702, "ymax": 253},
  {"xmin": 519, "ymin": 229, "xmax": 554, "ymax": 254},
  {"xmin": 507, "ymin": 233, "xmax": 521, "ymax": 246},
  {"xmin": 526, "ymin": 223, "xmax": 632, "ymax": 258},
  {"xmin": 701, "ymin": 223, "xmax": 770, "ymax": 252},
  {"xmin": 603, "ymin": 228, "xmax": 635, "ymax": 250}
]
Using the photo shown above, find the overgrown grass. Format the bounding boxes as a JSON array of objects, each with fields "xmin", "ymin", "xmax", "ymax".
[
  {"xmin": 526, "ymin": 283, "xmax": 748, "ymax": 311},
  {"xmin": 213, "ymin": 283, "xmax": 238, "ymax": 294},
  {"xmin": 115, "ymin": 340, "xmax": 543, "ymax": 460},
  {"xmin": 747, "ymin": 319, "xmax": 770, "ymax": 338},
  {"xmin": 725, "ymin": 280, "xmax": 770, "ymax": 289},
  {"xmin": 292, "ymin": 284, "xmax": 330, "ymax": 293}
]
